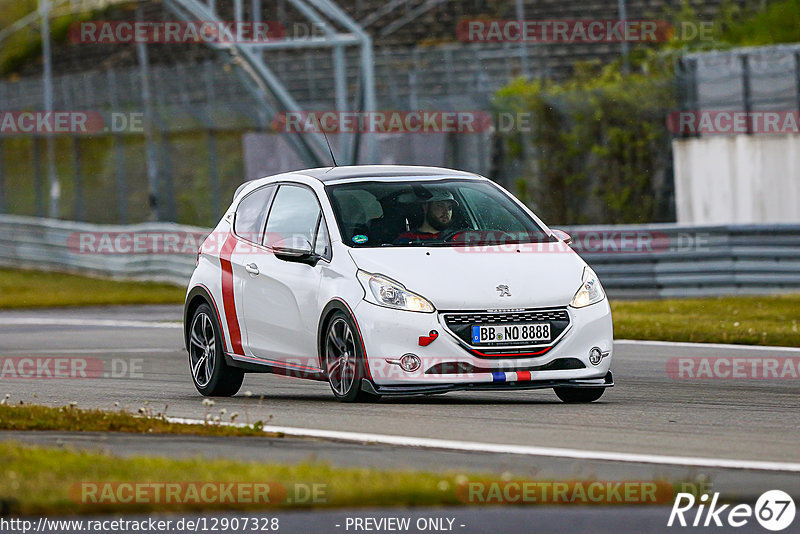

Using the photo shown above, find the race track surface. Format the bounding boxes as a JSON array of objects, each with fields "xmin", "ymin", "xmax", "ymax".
[{"xmin": 1, "ymin": 305, "xmax": 799, "ymax": 500}]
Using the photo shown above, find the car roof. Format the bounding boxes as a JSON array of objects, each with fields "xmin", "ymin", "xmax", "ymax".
[
  {"xmin": 295, "ymin": 165, "xmax": 481, "ymax": 183},
  {"xmin": 234, "ymin": 165, "xmax": 484, "ymax": 201}
]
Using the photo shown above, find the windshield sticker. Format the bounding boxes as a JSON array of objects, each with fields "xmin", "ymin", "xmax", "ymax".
[{"xmin": 352, "ymin": 235, "xmax": 368, "ymax": 244}]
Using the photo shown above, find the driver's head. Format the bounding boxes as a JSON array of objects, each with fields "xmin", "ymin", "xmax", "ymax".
[{"xmin": 422, "ymin": 191, "xmax": 457, "ymax": 231}]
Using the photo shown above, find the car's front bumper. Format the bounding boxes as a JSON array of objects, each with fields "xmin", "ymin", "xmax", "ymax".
[
  {"xmin": 360, "ymin": 371, "xmax": 613, "ymax": 396},
  {"xmin": 352, "ymin": 298, "xmax": 614, "ymax": 388}
]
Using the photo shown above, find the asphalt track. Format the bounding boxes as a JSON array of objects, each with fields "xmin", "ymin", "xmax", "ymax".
[{"xmin": 1, "ymin": 305, "xmax": 799, "ymax": 533}]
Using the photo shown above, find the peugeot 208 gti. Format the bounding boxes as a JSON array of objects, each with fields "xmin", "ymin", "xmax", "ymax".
[{"xmin": 184, "ymin": 166, "xmax": 613, "ymax": 402}]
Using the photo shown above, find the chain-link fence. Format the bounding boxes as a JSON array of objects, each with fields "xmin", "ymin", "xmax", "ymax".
[
  {"xmin": 676, "ymin": 44, "xmax": 800, "ymax": 136},
  {"xmin": 0, "ymin": 42, "xmax": 538, "ymax": 227}
]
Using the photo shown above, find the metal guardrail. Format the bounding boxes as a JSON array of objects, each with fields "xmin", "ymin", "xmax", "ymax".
[
  {"xmin": 0, "ymin": 215, "xmax": 205, "ymax": 287},
  {"xmin": 1, "ymin": 215, "xmax": 799, "ymax": 298},
  {"xmin": 563, "ymin": 224, "xmax": 800, "ymax": 298}
]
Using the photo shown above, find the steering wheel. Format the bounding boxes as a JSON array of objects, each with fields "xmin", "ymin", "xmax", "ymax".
[{"xmin": 437, "ymin": 227, "xmax": 465, "ymax": 242}]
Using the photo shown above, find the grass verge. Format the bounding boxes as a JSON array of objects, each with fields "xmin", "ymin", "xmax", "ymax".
[
  {"xmin": 0, "ymin": 441, "xmax": 688, "ymax": 515},
  {"xmin": 0, "ymin": 268, "xmax": 184, "ymax": 308},
  {"xmin": 0, "ymin": 403, "xmax": 273, "ymax": 437},
  {"xmin": 0, "ymin": 440, "xmax": 483, "ymax": 515},
  {"xmin": 611, "ymin": 295, "xmax": 800, "ymax": 347},
  {"xmin": 0, "ymin": 403, "xmax": 698, "ymax": 514}
]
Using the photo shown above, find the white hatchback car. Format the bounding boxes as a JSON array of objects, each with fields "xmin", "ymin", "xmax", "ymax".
[{"xmin": 184, "ymin": 165, "xmax": 613, "ymax": 402}]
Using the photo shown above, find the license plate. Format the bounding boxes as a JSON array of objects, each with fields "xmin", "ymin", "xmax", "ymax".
[{"xmin": 471, "ymin": 323, "xmax": 551, "ymax": 344}]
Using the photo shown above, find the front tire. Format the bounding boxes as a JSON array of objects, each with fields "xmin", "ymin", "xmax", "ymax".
[
  {"xmin": 188, "ymin": 303, "xmax": 244, "ymax": 397},
  {"xmin": 554, "ymin": 387, "xmax": 605, "ymax": 403},
  {"xmin": 323, "ymin": 311, "xmax": 380, "ymax": 403}
]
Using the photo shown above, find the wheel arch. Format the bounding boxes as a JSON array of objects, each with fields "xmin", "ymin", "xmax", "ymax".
[
  {"xmin": 317, "ymin": 298, "xmax": 373, "ymax": 381},
  {"xmin": 317, "ymin": 299, "xmax": 350, "ymax": 370},
  {"xmin": 184, "ymin": 285, "xmax": 223, "ymax": 353}
]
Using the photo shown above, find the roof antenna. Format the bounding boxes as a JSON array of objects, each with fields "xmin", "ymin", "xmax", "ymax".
[{"xmin": 321, "ymin": 129, "xmax": 338, "ymax": 167}]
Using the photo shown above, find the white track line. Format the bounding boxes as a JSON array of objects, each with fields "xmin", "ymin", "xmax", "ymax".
[
  {"xmin": 616, "ymin": 339, "xmax": 800, "ymax": 353},
  {"xmin": 166, "ymin": 416, "xmax": 800, "ymax": 473},
  {"xmin": 0, "ymin": 318, "xmax": 182, "ymax": 329}
]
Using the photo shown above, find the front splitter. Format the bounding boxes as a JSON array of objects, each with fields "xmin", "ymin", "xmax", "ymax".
[{"xmin": 362, "ymin": 372, "xmax": 613, "ymax": 396}]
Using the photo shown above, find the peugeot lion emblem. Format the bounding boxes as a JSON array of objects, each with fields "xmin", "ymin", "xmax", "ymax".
[{"xmin": 496, "ymin": 284, "xmax": 511, "ymax": 297}]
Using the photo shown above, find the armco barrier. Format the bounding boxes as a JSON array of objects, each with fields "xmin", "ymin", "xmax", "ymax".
[
  {"xmin": 0, "ymin": 215, "xmax": 204, "ymax": 287},
  {"xmin": 1, "ymin": 215, "xmax": 799, "ymax": 298},
  {"xmin": 563, "ymin": 224, "xmax": 800, "ymax": 298}
]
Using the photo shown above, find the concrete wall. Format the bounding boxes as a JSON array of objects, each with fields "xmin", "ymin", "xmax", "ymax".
[{"xmin": 673, "ymin": 135, "xmax": 800, "ymax": 224}]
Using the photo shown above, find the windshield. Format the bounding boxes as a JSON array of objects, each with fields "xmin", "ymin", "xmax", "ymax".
[{"xmin": 326, "ymin": 179, "xmax": 553, "ymax": 247}]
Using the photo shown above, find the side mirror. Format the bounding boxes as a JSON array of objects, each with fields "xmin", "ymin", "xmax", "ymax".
[
  {"xmin": 272, "ymin": 237, "xmax": 319, "ymax": 265},
  {"xmin": 551, "ymin": 229, "xmax": 573, "ymax": 246}
]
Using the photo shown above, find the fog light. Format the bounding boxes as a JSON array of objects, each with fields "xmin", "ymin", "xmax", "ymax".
[
  {"xmin": 399, "ymin": 353, "xmax": 421, "ymax": 372},
  {"xmin": 589, "ymin": 347, "xmax": 603, "ymax": 366}
]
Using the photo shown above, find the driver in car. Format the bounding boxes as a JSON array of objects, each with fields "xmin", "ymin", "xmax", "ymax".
[{"xmin": 396, "ymin": 191, "xmax": 458, "ymax": 241}]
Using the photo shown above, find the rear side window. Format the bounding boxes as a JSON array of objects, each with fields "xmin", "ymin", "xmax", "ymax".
[
  {"xmin": 264, "ymin": 185, "xmax": 322, "ymax": 247},
  {"xmin": 233, "ymin": 185, "xmax": 275, "ymax": 243}
]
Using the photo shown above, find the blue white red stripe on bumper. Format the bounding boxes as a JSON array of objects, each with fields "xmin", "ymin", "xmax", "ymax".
[{"xmin": 491, "ymin": 370, "xmax": 534, "ymax": 383}]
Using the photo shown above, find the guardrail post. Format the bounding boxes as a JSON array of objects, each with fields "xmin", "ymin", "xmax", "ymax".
[
  {"xmin": 39, "ymin": 0, "xmax": 60, "ymax": 219},
  {"xmin": 795, "ymin": 51, "xmax": 800, "ymax": 113},
  {"xmin": 107, "ymin": 69, "xmax": 128, "ymax": 224},
  {"xmin": 741, "ymin": 54, "xmax": 752, "ymax": 135},
  {"xmin": 135, "ymin": 10, "xmax": 161, "ymax": 221}
]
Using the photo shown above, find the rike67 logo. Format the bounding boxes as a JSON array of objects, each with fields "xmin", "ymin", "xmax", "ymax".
[{"xmin": 668, "ymin": 490, "xmax": 796, "ymax": 531}]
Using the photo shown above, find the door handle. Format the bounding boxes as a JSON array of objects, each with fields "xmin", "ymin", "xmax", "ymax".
[{"xmin": 245, "ymin": 263, "xmax": 259, "ymax": 275}]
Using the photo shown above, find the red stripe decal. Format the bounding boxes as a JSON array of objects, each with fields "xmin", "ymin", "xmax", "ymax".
[
  {"xmin": 469, "ymin": 346, "xmax": 552, "ymax": 358},
  {"xmin": 517, "ymin": 371, "xmax": 532, "ymax": 381},
  {"xmin": 220, "ymin": 233, "xmax": 243, "ymax": 355}
]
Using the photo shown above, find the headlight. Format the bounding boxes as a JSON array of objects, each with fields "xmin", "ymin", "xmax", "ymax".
[
  {"xmin": 570, "ymin": 266, "xmax": 605, "ymax": 308},
  {"xmin": 356, "ymin": 270, "xmax": 435, "ymax": 313}
]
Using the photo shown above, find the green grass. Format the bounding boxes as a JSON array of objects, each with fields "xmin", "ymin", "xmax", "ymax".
[
  {"xmin": 0, "ymin": 403, "xmax": 276, "ymax": 437},
  {"xmin": 611, "ymin": 295, "xmax": 800, "ymax": 347},
  {"xmin": 0, "ymin": 268, "xmax": 184, "ymax": 308},
  {"xmin": 0, "ymin": 438, "xmax": 687, "ymax": 515},
  {"xmin": 0, "ymin": 440, "xmax": 485, "ymax": 515},
  {"xmin": 0, "ymin": 403, "xmax": 696, "ymax": 514}
]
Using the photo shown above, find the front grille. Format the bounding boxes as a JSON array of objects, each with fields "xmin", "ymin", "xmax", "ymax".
[
  {"xmin": 441, "ymin": 307, "xmax": 571, "ymax": 349},
  {"xmin": 444, "ymin": 309, "xmax": 569, "ymax": 325}
]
